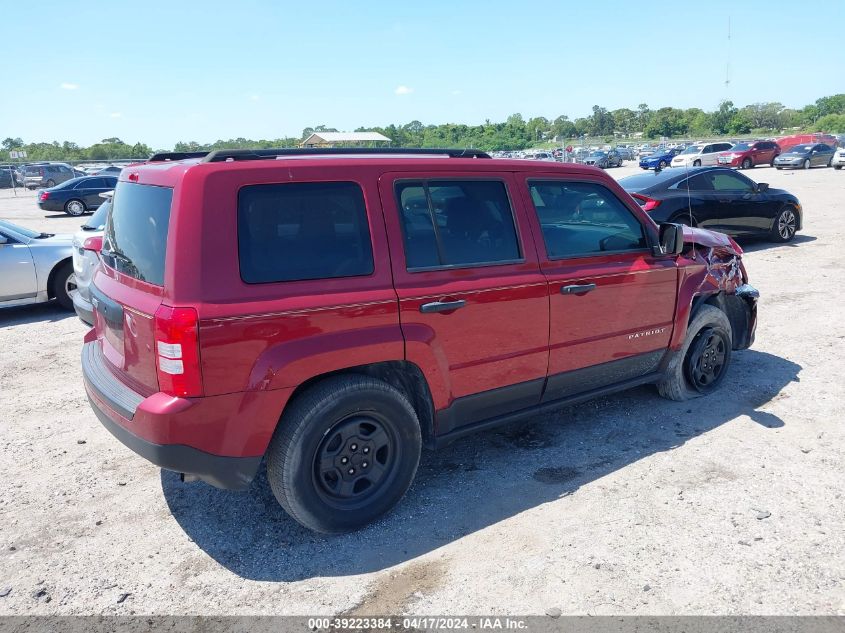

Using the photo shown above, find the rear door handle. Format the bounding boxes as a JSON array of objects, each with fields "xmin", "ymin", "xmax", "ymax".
[
  {"xmin": 561, "ymin": 283, "xmax": 597, "ymax": 295},
  {"xmin": 420, "ymin": 299, "xmax": 467, "ymax": 313}
]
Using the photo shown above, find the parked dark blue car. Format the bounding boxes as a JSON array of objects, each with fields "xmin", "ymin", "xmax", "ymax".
[
  {"xmin": 36, "ymin": 176, "xmax": 118, "ymax": 216},
  {"xmin": 639, "ymin": 147, "xmax": 682, "ymax": 170}
]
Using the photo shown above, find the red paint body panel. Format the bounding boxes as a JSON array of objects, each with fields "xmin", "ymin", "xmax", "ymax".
[{"xmin": 377, "ymin": 171, "xmax": 550, "ymax": 411}]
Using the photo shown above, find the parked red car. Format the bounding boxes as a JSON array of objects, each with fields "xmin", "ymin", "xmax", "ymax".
[
  {"xmin": 717, "ymin": 140, "xmax": 781, "ymax": 169},
  {"xmin": 82, "ymin": 148, "xmax": 759, "ymax": 533}
]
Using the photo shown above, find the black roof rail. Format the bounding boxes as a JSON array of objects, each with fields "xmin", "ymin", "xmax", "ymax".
[
  {"xmin": 200, "ymin": 147, "xmax": 491, "ymax": 163},
  {"xmin": 148, "ymin": 151, "xmax": 210, "ymax": 162}
]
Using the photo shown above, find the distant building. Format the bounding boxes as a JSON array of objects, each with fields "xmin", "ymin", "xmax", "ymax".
[{"xmin": 300, "ymin": 132, "xmax": 391, "ymax": 147}]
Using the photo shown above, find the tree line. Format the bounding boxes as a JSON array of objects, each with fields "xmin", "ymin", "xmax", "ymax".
[{"xmin": 4, "ymin": 94, "xmax": 844, "ymax": 160}]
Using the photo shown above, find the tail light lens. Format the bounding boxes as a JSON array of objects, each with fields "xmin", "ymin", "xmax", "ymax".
[
  {"xmin": 39, "ymin": 191, "xmax": 49, "ymax": 201},
  {"xmin": 631, "ymin": 193, "xmax": 662, "ymax": 212},
  {"xmin": 154, "ymin": 305, "xmax": 203, "ymax": 398}
]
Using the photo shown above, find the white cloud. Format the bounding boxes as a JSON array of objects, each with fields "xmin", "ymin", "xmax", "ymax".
[
  {"xmin": 249, "ymin": 94, "xmax": 260, "ymax": 102},
  {"xmin": 109, "ymin": 112, "xmax": 122, "ymax": 118},
  {"xmin": 60, "ymin": 82, "xmax": 79, "ymax": 90},
  {"xmin": 394, "ymin": 85, "xmax": 413, "ymax": 95}
]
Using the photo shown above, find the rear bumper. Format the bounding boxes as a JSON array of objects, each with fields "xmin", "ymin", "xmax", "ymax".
[
  {"xmin": 73, "ymin": 291, "xmax": 94, "ymax": 326},
  {"xmin": 37, "ymin": 200, "xmax": 64, "ymax": 211},
  {"xmin": 81, "ymin": 341, "xmax": 272, "ymax": 490}
]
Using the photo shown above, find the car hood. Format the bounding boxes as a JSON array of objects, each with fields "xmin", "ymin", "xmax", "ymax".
[
  {"xmin": 30, "ymin": 233, "xmax": 74, "ymax": 246},
  {"xmin": 682, "ymin": 225, "xmax": 742, "ymax": 255}
]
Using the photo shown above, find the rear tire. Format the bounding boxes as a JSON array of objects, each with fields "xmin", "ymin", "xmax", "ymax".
[
  {"xmin": 835, "ymin": 165, "xmax": 842, "ymax": 170},
  {"xmin": 51, "ymin": 261, "xmax": 76, "ymax": 310},
  {"xmin": 657, "ymin": 305, "xmax": 732, "ymax": 401},
  {"xmin": 45, "ymin": 179, "xmax": 56, "ymax": 187},
  {"xmin": 266, "ymin": 374, "xmax": 422, "ymax": 533},
  {"xmin": 65, "ymin": 199, "xmax": 86, "ymax": 216}
]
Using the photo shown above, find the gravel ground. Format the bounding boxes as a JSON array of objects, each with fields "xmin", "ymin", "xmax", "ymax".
[{"xmin": 0, "ymin": 165, "xmax": 843, "ymax": 616}]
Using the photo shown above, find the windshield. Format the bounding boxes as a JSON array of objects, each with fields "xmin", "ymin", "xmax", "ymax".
[
  {"xmin": 83, "ymin": 199, "xmax": 111, "ymax": 230},
  {"xmin": 786, "ymin": 145, "xmax": 813, "ymax": 153},
  {"xmin": 0, "ymin": 220, "xmax": 42, "ymax": 239},
  {"xmin": 680, "ymin": 146, "xmax": 702, "ymax": 155},
  {"xmin": 588, "ymin": 152, "xmax": 606, "ymax": 157},
  {"xmin": 730, "ymin": 143, "xmax": 752, "ymax": 151}
]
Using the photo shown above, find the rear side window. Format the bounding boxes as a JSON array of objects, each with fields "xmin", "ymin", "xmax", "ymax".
[
  {"xmin": 528, "ymin": 181, "xmax": 646, "ymax": 258},
  {"xmin": 102, "ymin": 182, "xmax": 173, "ymax": 286},
  {"xmin": 237, "ymin": 182, "xmax": 373, "ymax": 283},
  {"xmin": 395, "ymin": 180, "xmax": 521, "ymax": 269}
]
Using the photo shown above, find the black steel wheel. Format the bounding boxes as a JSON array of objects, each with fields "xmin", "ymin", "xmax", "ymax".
[
  {"xmin": 657, "ymin": 305, "xmax": 733, "ymax": 401},
  {"xmin": 266, "ymin": 374, "xmax": 421, "ymax": 533},
  {"xmin": 313, "ymin": 414, "xmax": 399, "ymax": 506},
  {"xmin": 684, "ymin": 327, "xmax": 728, "ymax": 392}
]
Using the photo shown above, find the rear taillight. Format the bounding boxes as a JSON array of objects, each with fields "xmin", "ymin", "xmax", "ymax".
[
  {"xmin": 631, "ymin": 193, "xmax": 662, "ymax": 212},
  {"xmin": 39, "ymin": 192, "xmax": 49, "ymax": 201},
  {"xmin": 82, "ymin": 236, "xmax": 103, "ymax": 252},
  {"xmin": 154, "ymin": 305, "xmax": 203, "ymax": 398}
]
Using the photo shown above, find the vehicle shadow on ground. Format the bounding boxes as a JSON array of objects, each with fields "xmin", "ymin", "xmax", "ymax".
[
  {"xmin": 162, "ymin": 349, "xmax": 800, "ymax": 582},
  {"xmin": 737, "ymin": 234, "xmax": 817, "ymax": 253},
  {"xmin": 0, "ymin": 302, "xmax": 74, "ymax": 326}
]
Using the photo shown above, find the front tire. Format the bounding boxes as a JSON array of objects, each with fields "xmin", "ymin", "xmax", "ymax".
[
  {"xmin": 741, "ymin": 158, "xmax": 752, "ymax": 169},
  {"xmin": 657, "ymin": 305, "xmax": 732, "ymax": 401},
  {"xmin": 658, "ymin": 160, "xmax": 667, "ymax": 169},
  {"xmin": 65, "ymin": 199, "xmax": 86, "ymax": 216},
  {"xmin": 771, "ymin": 205, "xmax": 798, "ymax": 243},
  {"xmin": 693, "ymin": 160, "xmax": 701, "ymax": 167},
  {"xmin": 803, "ymin": 159, "xmax": 810, "ymax": 170},
  {"xmin": 51, "ymin": 261, "xmax": 76, "ymax": 310},
  {"xmin": 266, "ymin": 374, "xmax": 422, "ymax": 533},
  {"xmin": 45, "ymin": 179, "xmax": 56, "ymax": 187}
]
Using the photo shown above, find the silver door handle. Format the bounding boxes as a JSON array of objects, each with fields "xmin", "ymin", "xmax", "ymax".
[
  {"xmin": 561, "ymin": 283, "xmax": 597, "ymax": 295},
  {"xmin": 420, "ymin": 300, "xmax": 467, "ymax": 313}
]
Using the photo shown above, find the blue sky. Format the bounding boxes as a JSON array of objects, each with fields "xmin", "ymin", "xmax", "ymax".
[{"xmin": 4, "ymin": 0, "xmax": 843, "ymax": 149}]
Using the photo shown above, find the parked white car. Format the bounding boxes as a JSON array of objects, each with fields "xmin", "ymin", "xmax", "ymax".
[
  {"xmin": 832, "ymin": 147, "xmax": 845, "ymax": 170},
  {"xmin": 71, "ymin": 192, "xmax": 111, "ymax": 325},
  {"xmin": 671, "ymin": 142, "xmax": 734, "ymax": 168}
]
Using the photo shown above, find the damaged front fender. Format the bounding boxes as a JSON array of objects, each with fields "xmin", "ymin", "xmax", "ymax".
[{"xmin": 671, "ymin": 227, "xmax": 759, "ymax": 351}]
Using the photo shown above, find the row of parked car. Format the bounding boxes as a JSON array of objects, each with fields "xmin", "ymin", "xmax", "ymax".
[{"xmin": 0, "ymin": 162, "xmax": 124, "ymax": 189}]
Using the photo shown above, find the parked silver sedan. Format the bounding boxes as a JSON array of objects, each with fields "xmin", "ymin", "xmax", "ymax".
[{"xmin": 0, "ymin": 220, "xmax": 76, "ymax": 311}]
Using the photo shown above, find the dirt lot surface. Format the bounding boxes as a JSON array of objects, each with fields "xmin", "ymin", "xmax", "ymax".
[{"xmin": 1, "ymin": 165, "xmax": 843, "ymax": 616}]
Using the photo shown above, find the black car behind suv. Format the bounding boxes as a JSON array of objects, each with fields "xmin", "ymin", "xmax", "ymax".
[
  {"xmin": 37, "ymin": 176, "xmax": 118, "ymax": 216},
  {"xmin": 619, "ymin": 166, "xmax": 802, "ymax": 243}
]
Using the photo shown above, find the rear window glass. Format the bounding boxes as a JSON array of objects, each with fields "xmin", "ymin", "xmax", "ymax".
[
  {"xmin": 237, "ymin": 181, "xmax": 374, "ymax": 283},
  {"xmin": 102, "ymin": 182, "xmax": 173, "ymax": 286}
]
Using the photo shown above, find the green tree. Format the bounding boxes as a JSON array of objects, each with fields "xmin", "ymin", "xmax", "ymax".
[{"xmin": 711, "ymin": 100, "xmax": 738, "ymax": 134}]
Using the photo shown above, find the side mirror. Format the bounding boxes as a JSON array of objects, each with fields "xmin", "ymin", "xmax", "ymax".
[
  {"xmin": 82, "ymin": 235, "xmax": 103, "ymax": 253},
  {"xmin": 756, "ymin": 182, "xmax": 769, "ymax": 193},
  {"xmin": 656, "ymin": 222, "xmax": 684, "ymax": 256}
]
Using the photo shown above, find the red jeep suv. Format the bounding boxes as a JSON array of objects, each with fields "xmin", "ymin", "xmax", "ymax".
[{"xmin": 82, "ymin": 148, "xmax": 759, "ymax": 533}]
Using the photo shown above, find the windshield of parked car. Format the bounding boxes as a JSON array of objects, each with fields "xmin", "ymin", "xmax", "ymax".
[
  {"xmin": 730, "ymin": 143, "xmax": 752, "ymax": 151},
  {"xmin": 0, "ymin": 219, "xmax": 42, "ymax": 239},
  {"xmin": 786, "ymin": 145, "xmax": 813, "ymax": 153},
  {"xmin": 83, "ymin": 199, "xmax": 111, "ymax": 230},
  {"xmin": 588, "ymin": 152, "xmax": 606, "ymax": 157},
  {"xmin": 680, "ymin": 146, "xmax": 703, "ymax": 155}
]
